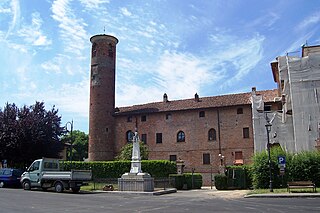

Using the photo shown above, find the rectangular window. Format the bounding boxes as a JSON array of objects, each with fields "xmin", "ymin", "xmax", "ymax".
[
  {"xmin": 199, "ymin": 111, "xmax": 205, "ymax": 117},
  {"xmin": 141, "ymin": 134, "xmax": 147, "ymax": 144},
  {"xmin": 156, "ymin": 133, "xmax": 162, "ymax": 144},
  {"xmin": 141, "ymin": 115, "xmax": 147, "ymax": 122},
  {"xmin": 203, "ymin": 153, "xmax": 210, "ymax": 165},
  {"xmin": 166, "ymin": 113, "xmax": 172, "ymax": 120},
  {"xmin": 169, "ymin": 155, "xmax": 177, "ymax": 161},
  {"xmin": 127, "ymin": 116, "xmax": 132, "ymax": 122},
  {"xmin": 243, "ymin": 127, "xmax": 250, "ymax": 138},
  {"xmin": 234, "ymin": 151, "xmax": 244, "ymax": 165},
  {"xmin": 237, "ymin": 108, "xmax": 243, "ymax": 114},
  {"xmin": 264, "ymin": 105, "xmax": 271, "ymax": 112}
]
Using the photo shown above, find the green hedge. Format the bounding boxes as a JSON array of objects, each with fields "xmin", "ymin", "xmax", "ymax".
[
  {"xmin": 60, "ymin": 160, "xmax": 176, "ymax": 179},
  {"xmin": 252, "ymin": 148, "xmax": 320, "ymax": 189},
  {"xmin": 214, "ymin": 174, "xmax": 228, "ymax": 190},
  {"xmin": 169, "ymin": 173, "xmax": 202, "ymax": 190}
]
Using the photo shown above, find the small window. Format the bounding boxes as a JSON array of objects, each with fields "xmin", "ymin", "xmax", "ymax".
[
  {"xmin": 208, "ymin": 128, "xmax": 216, "ymax": 141},
  {"xmin": 127, "ymin": 116, "xmax": 132, "ymax": 122},
  {"xmin": 243, "ymin": 127, "xmax": 249, "ymax": 138},
  {"xmin": 237, "ymin": 108, "xmax": 243, "ymax": 114},
  {"xmin": 203, "ymin": 153, "xmax": 210, "ymax": 165},
  {"xmin": 234, "ymin": 151, "xmax": 244, "ymax": 165},
  {"xmin": 92, "ymin": 43, "xmax": 97, "ymax": 57},
  {"xmin": 141, "ymin": 115, "xmax": 147, "ymax": 122},
  {"xmin": 166, "ymin": 113, "xmax": 172, "ymax": 120},
  {"xmin": 169, "ymin": 155, "xmax": 177, "ymax": 162},
  {"xmin": 156, "ymin": 133, "xmax": 162, "ymax": 144},
  {"xmin": 264, "ymin": 105, "xmax": 271, "ymax": 112},
  {"xmin": 199, "ymin": 111, "xmax": 205, "ymax": 117},
  {"xmin": 141, "ymin": 134, "xmax": 147, "ymax": 144},
  {"xmin": 126, "ymin": 130, "xmax": 134, "ymax": 142},
  {"xmin": 177, "ymin": 131, "xmax": 185, "ymax": 142}
]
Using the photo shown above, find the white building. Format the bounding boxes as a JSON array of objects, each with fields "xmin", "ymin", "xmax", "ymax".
[{"xmin": 252, "ymin": 45, "xmax": 320, "ymax": 153}]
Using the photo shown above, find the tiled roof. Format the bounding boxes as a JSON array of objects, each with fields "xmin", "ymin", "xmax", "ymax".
[{"xmin": 115, "ymin": 89, "xmax": 278, "ymax": 115}]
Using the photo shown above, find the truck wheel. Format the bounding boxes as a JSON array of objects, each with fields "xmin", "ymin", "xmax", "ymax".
[
  {"xmin": 54, "ymin": 182, "xmax": 64, "ymax": 193},
  {"xmin": 22, "ymin": 180, "xmax": 31, "ymax": 190},
  {"xmin": 0, "ymin": 181, "xmax": 4, "ymax": 188},
  {"xmin": 72, "ymin": 187, "xmax": 80, "ymax": 193}
]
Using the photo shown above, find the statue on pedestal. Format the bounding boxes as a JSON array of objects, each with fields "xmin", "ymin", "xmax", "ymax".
[{"xmin": 130, "ymin": 129, "xmax": 142, "ymax": 174}]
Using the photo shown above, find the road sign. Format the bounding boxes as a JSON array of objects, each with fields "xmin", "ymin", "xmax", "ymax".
[{"xmin": 278, "ymin": 156, "xmax": 286, "ymax": 165}]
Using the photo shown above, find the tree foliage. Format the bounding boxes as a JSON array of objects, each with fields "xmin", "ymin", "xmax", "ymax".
[
  {"xmin": 0, "ymin": 102, "xmax": 65, "ymax": 167},
  {"xmin": 115, "ymin": 142, "xmax": 149, "ymax": 160},
  {"xmin": 61, "ymin": 130, "xmax": 88, "ymax": 161}
]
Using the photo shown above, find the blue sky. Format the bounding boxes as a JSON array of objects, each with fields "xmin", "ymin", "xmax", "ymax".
[{"xmin": 1, "ymin": 0, "xmax": 320, "ymax": 133}]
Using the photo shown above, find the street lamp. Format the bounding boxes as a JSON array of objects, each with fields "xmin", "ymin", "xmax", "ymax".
[
  {"xmin": 265, "ymin": 121, "xmax": 273, "ymax": 192},
  {"xmin": 218, "ymin": 153, "xmax": 225, "ymax": 174},
  {"xmin": 65, "ymin": 120, "xmax": 74, "ymax": 162}
]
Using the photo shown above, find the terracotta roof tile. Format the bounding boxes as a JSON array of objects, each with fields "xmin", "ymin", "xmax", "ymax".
[{"xmin": 115, "ymin": 89, "xmax": 278, "ymax": 115}]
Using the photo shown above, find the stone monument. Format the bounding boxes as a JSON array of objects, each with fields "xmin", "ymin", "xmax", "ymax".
[{"xmin": 118, "ymin": 129, "xmax": 154, "ymax": 192}]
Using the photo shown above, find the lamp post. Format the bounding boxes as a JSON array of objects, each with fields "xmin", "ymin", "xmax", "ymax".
[
  {"xmin": 65, "ymin": 120, "xmax": 74, "ymax": 162},
  {"xmin": 218, "ymin": 153, "xmax": 225, "ymax": 174},
  {"xmin": 265, "ymin": 122, "xmax": 273, "ymax": 192}
]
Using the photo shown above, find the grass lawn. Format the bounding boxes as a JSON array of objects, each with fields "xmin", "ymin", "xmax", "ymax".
[
  {"xmin": 247, "ymin": 188, "xmax": 318, "ymax": 195},
  {"xmin": 81, "ymin": 182, "xmax": 118, "ymax": 191}
]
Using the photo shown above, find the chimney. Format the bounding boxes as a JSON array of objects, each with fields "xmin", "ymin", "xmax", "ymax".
[
  {"xmin": 251, "ymin": 87, "xmax": 256, "ymax": 95},
  {"xmin": 163, "ymin": 93, "xmax": 168, "ymax": 102},
  {"xmin": 194, "ymin": 93, "xmax": 199, "ymax": 102}
]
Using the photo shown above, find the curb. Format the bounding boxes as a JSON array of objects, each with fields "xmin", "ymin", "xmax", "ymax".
[
  {"xmin": 244, "ymin": 193, "xmax": 320, "ymax": 198},
  {"xmin": 93, "ymin": 188, "xmax": 177, "ymax": 196}
]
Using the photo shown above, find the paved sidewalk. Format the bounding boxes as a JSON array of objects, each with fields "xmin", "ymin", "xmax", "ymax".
[{"xmin": 92, "ymin": 186, "xmax": 320, "ymax": 199}]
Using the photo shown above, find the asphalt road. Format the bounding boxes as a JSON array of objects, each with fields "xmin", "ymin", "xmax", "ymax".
[{"xmin": 0, "ymin": 188, "xmax": 320, "ymax": 213}]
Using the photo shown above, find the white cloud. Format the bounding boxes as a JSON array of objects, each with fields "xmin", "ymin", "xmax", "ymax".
[
  {"xmin": 209, "ymin": 33, "xmax": 265, "ymax": 87},
  {"xmin": 46, "ymin": 79, "xmax": 90, "ymax": 118},
  {"xmin": 5, "ymin": 0, "xmax": 20, "ymax": 39},
  {"xmin": 246, "ymin": 12, "xmax": 280, "ymax": 29},
  {"xmin": 79, "ymin": 0, "xmax": 109, "ymax": 10},
  {"xmin": 18, "ymin": 12, "xmax": 52, "ymax": 46},
  {"xmin": 116, "ymin": 51, "xmax": 221, "ymax": 106},
  {"xmin": 297, "ymin": 12, "xmax": 320, "ymax": 31},
  {"xmin": 120, "ymin": 7, "xmax": 132, "ymax": 17},
  {"xmin": 51, "ymin": 0, "xmax": 88, "ymax": 55}
]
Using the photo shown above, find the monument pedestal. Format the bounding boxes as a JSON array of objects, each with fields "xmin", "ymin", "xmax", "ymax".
[{"xmin": 118, "ymin": 172, "xmax": 154, "ymax": 192}]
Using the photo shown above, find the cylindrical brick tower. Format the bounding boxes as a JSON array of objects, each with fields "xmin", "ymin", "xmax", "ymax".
[{"xmin": 88, "ymin": 34, "xmax": 118, "ymax": 161}]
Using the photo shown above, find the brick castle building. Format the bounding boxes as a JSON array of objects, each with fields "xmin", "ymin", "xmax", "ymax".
[{"xmin": 88, "ymin": 34, "xmax": 277, "ymax": 184}]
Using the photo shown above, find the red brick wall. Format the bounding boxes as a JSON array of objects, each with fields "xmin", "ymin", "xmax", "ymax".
[{"xmin": 114, "ymin": 104, "xmax": 254, "ymax": 185}]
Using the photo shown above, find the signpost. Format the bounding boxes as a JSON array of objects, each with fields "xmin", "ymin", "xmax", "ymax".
[{"xmin": 278, "ymin": 156, "xmax": 286, "ymax": 176}]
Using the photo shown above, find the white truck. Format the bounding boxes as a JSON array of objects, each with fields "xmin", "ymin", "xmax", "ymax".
[{"xmin": 20, "ymin": 158, "xmax": 92, "ymax": 193}]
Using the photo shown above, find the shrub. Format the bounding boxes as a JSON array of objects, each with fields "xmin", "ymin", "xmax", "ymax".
[
  {"xmin": 251, "ymin": 148, "xmax": 320, "ymax": 189},
  {"xmin": 287, "ymin": 151, "xmax": 320, "ymax": 186},
  {"xmin": 251, "ymin": 147, "xmax": 286, "ymax": 189},
  {"xmin": 184, "ymin": 173, "xmax": 202, "ymax": 189},
  {"xmin": 169, "ymin": 174, "xmax": 185, "ymax": 190},
  {"xmin": 60, "ymin": 160, "xmax": 176, "ymax": 179},
  {"xmin": 214, "ymin": 174, "xmax": 228, "ymax": 190},
  {"xmin": 225, "ymin": 166, "xmax": 251, "ymax": 189},
  {"xmin": 169, "ymin": 173, "xmax": 203, "ymax": 190}
]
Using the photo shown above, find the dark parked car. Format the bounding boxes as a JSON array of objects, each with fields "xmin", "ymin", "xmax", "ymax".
[{"xmin": 0, "ymin": 168, "xmax": 24, "ymax": 188}]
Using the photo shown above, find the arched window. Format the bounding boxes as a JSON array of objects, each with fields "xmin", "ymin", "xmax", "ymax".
[
  {"xmin": 177, "ymin": 131, "xmax": 185, "ymax": 142},
  {"xmin": 126, "ymin": 130, "xmax": 134, "ymax": 142},
  {"xmin": 208, "ymin": 128, "xmax": 216, "ymax": 141}
]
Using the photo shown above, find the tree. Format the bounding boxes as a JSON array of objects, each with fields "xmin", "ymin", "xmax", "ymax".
[
  {"xmin": 0, "ymin": 102, "xmax": 65, "ymax": 167},
  {"xmin": 115, "ymin": 142, "xmax": 149, "ymax": 160},
  {"xmin": 61, "ymin": 130, "xmax": 88, "ymax": 161}
]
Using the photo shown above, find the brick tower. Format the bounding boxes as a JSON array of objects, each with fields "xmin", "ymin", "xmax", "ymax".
[{"xmin": 88, "ymin": 34, "xmax": 118, "ymax": 161}]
